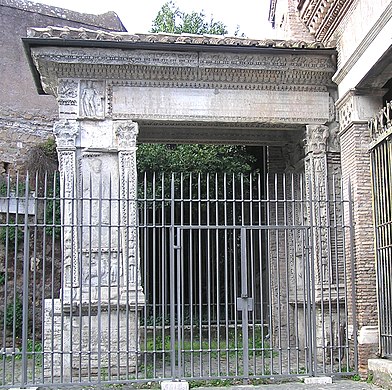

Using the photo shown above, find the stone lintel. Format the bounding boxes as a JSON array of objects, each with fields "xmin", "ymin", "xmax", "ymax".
[{"xmin": 139, "ymin": 125, "xmax": 303, "ymax": 146}]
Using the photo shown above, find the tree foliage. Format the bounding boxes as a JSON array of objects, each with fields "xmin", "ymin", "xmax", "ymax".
[
  {"xmin": 137, "ymin": 144, "xmax": 257, "ymax": 175},
  {"xmin": 151, "ymin": 1, "xmax": 228, "ymax": 35}
]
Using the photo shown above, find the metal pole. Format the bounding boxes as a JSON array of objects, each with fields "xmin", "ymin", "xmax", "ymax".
[
  {"xmin": 240, "ymin": 228, "xmax": 249, "ymax": 380},
  {"xmin": 21, "ymin": 174, "xmax": 30, "ymax": 388},
  {"xmin": 170, "ymin": 173, "xmax": 176, "ymax": 378},
  {"xmin": 348, "ymin": 179, "xmax": 358, "ymax": 372}
]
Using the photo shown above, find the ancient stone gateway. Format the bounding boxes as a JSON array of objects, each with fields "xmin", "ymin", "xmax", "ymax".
[{"xmin": 24, "ymin": 28, "xmax": 354, "ymax": 381}]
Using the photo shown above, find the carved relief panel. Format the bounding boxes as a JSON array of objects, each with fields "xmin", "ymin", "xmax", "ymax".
[{"xmin": 79, "ymin": 80, "xmax": 106, "ymax": 119}]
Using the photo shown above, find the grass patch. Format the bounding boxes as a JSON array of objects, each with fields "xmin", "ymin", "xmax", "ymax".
[{"xmin": 141, "ymin": 328, "xmax": 275, "ymax": 359}]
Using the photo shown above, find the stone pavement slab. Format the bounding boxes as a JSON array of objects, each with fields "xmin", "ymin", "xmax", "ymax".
[{"xmin": 196, "ymin": 380, "xmax": 381, "ymax": 390}]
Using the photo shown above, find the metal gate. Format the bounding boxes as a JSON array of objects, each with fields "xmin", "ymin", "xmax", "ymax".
[
  {"xmin": 138, "ymin": 172, "xmax": 357, "ymax": 382},
  {"xmin": 0, "ymin": 171, "xmax": 356, "ymax": 387},
  {"xmin": 370, "ymin": 100, "xmax": 392, "ymax": 357}
]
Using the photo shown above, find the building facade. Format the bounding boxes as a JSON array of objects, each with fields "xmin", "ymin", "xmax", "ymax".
[
  {"xmin": 0, "ymin": 0, "xmax": 390, "ymax": 387},
  {"xmin": 270, "ymin": 0, "xmax": 392, "ymax": 380}
]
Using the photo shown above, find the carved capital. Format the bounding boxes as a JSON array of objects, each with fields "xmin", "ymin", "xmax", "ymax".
[
  {"xmin": 304, "ymin": 125, "xmax": 329, "ymax": 155},
  {"xmin": 115, "ymin": 121, "xmax": 139, "ymax": 150},
  {"xmin": 336, "ymin": 89, "xmax": 384, "ymax": 133},
  {"xmin": 53, "ymin": 120, "xmax": 79, "ymax": 149}
]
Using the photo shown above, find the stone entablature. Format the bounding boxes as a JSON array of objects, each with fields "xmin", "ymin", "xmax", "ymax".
[{"xmin": 26, "ymin": 29, "xmax": 337, "ymax": 133}]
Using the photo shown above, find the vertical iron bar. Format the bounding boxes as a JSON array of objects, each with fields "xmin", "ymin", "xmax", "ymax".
[
  {"xmin": 170, "ymin": 173, "xmax": 176, "ymax": 378},
  {"xmin": 307, "ymin": 173, "xmax": 316, "ymax": 376},
  {"xmin": 176, "ymin": 228, "xmax": 182, "ymax": 377},
  {"xmin": 266, "ymin": 173, "xmax": 274, "ymax": 375},
  {"xmin": 206, "ymin": 174, "xmax": 212, "ymax": 376},
  {"xmin": 223, "ymin": 173, "xmax": 230, "ymax": 376},
  {"xmin": 241, "ymin": 228, "xmax": 249, "ymax": 380},
  {"xmin": 283, "ymin": 173, "xmax": 290, "ymax": 374},
  {"xmin": 348, "ymin": 180, "xmax": 358, "ymax": 372},
  {"xmin": 21, "ymin": 174, "xmax": 30, "ymax": 387},
  {"xmin": 215, "ymin": 174, "xmax": 221, "ymax": 376}
]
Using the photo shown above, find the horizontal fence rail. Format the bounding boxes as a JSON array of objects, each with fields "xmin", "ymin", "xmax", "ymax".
[{"xmin": 0, "ymin": 172, "xmax": 356, "ymax": 387}]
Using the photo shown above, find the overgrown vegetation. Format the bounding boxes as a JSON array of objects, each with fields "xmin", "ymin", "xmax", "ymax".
[
  {"xmin": 4, "ymin": 296, "xmax": 23, "ymax": 337},
  {"xmin": 24, "ymin": 138, "xmax": 58, "ymax": 177}
]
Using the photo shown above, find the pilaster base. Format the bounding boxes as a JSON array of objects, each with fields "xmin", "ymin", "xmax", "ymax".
[{"xmin": 43, "ymin": 298, "xmax": 139, "ymax": 379}]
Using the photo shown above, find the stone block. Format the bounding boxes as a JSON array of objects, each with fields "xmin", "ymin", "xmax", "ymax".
[
  {"xmin": 43, "ymin": 298, "xmax": 140, "ymax": 379},
  {"xmin": 368, "ymin": 358, "xmax": 392, "ymax": 389},
  {"xmin": 304, "ymin": 376, "xmax": 333, "ymax": 384},
  {"xmin": 161, "ymin": 380, "xmax": 190, "ymax": 390}
]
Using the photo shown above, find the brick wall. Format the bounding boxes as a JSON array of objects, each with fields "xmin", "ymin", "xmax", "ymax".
[{"xmin": 340, "ymin": 121, "xmax": 378, "ymax": 372}]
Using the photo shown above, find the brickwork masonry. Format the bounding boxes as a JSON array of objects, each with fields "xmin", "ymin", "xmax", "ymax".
[{"xmin": 340, "ymin": 121, "xmax": 378, "ymax": 373}]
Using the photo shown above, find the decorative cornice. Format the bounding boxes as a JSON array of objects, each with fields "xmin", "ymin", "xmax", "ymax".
[
  {"xmin": 27, "ymin": 26, "xmax": 329, "ymax": 49},
  {"xmin": 30, "ymin": 45, "xmax": 336, "ymax": 100},
  {"xmin": 299, "ymin": 0, "xmax": 355, "ymax": 43},
  {"xmin": 332, "ymin": 1, "xmax": 392, "ymax": 85},
  {"xmin": 335, "ymin": 89, "xmax": 384, "ymax": 134}
]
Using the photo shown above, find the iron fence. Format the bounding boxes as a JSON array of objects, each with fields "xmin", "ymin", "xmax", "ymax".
[
  {"xmin": 370, "ymin": 101, "xmax": 392, "ymax": 357},
  {"xmin": 0, "ymin": 171, "xmax": 356, "ymax": 387}
]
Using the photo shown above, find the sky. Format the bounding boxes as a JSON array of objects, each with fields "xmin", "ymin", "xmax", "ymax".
[{"xmin": 35, "ymin": 0, "xmax": 276, "ymax": 39}]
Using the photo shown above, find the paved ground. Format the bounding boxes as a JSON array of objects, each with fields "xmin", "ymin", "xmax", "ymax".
[{"xmin": 196, "ymin": 380, "xmax": 382, "ymax": 390}]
